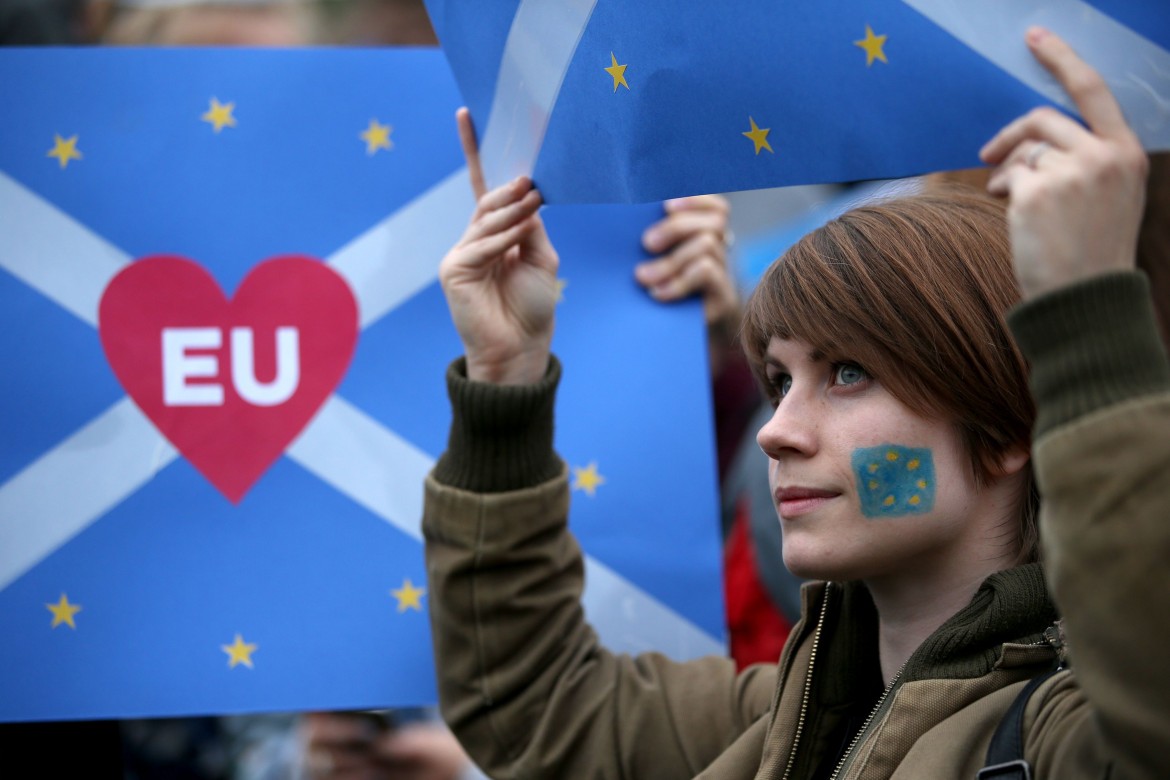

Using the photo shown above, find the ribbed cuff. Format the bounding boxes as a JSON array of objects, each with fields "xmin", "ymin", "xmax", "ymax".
[
  {"xmin": 431, "ymin": 355, "xmax": 563, "ymax": 492},
  {"xmin": 1008, "ymin": 272, "xmax": 1170, "ymax": 438}
]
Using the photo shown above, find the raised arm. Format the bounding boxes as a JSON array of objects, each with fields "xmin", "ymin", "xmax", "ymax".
[
  {"xmin": 982, "ymin": 28, "xmax": 1170, "ymax": 777},
  {"xmin": 423, "ymin": 110, "xmax": 777, "ymax": 780}
]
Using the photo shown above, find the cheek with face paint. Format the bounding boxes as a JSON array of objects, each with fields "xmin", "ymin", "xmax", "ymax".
[{"xmin": 852, "ymin": 445, "xmax": 936, "ymax": 518}]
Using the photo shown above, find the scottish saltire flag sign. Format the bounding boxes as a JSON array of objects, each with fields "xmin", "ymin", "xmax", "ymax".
[
  {"xmin": 0, "ymin": 48, "xmax": 725, "ymax": 722},
  {"xmin": 425, "ymin": 0, "xmax": 1170, "ymax": 203}
]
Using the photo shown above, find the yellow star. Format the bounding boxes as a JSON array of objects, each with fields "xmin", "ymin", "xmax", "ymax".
[
  {"xmin": 46, "ymin": 593, "xmax": 81, "ymax": 629},
  {"xmin": 572, "ymin": 462, "xmax": 606, "ymax": 497},
  {"xmin": 604, "ymin": 52, "xmax": 629, "ymax": 92},
  {"xmin": 222, "ymin": 633, "xmax": 258, "ymax": 669},
  {"xmin": 360, "ymin": 119, "xmax": 394, "ymax": 155},
  {"xmin": 854, "ymin": 24, "xmax": 888, "ymax": 66},
  {"xmin": 742, "ymin": 117, "xmax": 773, "ymax": 155},
  {"xmin": 202, "ymin": 97, "xmax": 237, "ymax": 132},
  {"xmin": 391, "ymin": 578, "xmax": 426, "ymax": 612},
  {"xmin": 47, "ymin": 134, "xmax": 82, "ymax": 169},
  {"xmin": 555, "ymin": 278, "xmax": 568, "ymax": 303}
]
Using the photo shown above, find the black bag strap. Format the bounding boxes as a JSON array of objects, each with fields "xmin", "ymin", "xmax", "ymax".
[{"xmin": 976, "ymin": 667, "xmax": 1063, "ymax": 780}]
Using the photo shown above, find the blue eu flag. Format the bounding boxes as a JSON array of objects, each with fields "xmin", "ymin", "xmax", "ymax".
[{"xmin": 426, "ymin": 0, "xmax": 1170, "ymax": 203}]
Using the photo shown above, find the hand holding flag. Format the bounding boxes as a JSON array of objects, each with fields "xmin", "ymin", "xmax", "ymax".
[
  {"xmin": 427, "ymin": 0, "xmax": 1170, "ymax": 203},
  {"xmin": 439, "ymin": 109, "xmax": 559, "ymax": 386},
  {"xmin": 981, "ymin": 28, "xmax": 1149, "ymax": 299},
  {"xmin": 636, "ymin": 195, "xmax": 737, "ymax": 332}
]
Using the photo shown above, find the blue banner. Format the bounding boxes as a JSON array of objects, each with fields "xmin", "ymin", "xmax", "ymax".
[
  {"xmin": 426, "ymin": 0, "xmax": 1170, "ymax": 203},
  {"xmin": 0, "ymin": 48, "xmax": 725, "ymax": 722}
]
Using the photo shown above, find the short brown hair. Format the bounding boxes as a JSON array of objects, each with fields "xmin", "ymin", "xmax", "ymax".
[{"xmin": 741, "ymin": 186, "xmax": 1038, "ymax": 561}]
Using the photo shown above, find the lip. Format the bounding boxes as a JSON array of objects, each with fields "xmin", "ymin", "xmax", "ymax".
[{"xmin": 775, "ymin": 486, "xmax": 840, "ymax": 519}]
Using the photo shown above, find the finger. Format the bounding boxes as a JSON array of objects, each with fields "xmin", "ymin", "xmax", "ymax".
[
  {"xmin": 642, "ymin": 209, "xmax": 728, "ymax": 255},
  {"xmin": 979, "ymin": 105, "xmax": 1088, "ymax": 164},
  {"xmin": 462, "ymin": 216, "xmax": 540, "ymax": 263},
  {"xmin": 470, "ymin": 175, "xmax": 534, "ymax": 221},
  {"xmin": 636, "ymin": 231, "xmax": 724, "ymax": 288},
  {"xmin": 663, "ymin": 193, "xmax": 730, "ymax": 216},
  {"xmin": 1026, "ymin": 27, "xmax": 1132, "ymax": 140},
  {"xmin": 986, "ymin": 159, "xmax": 1028, "ymax": 198},
  {"xmin": 518, "ymin": 206, "xmax": 557, "ymax": 260},
  {"xmin": 985, "ymin": 143, "xmax": 1062, "ymax": 197},
  {"xmin": 457, "ymin": 107, "xmax": 488, "ymax": 200},
  {"xmin": 651, "ymin": 256, "xmax": 741, "ymax": 327},
  {"xmin": 646, "ymin": 254, "xmax": 733, "ymax": 308},
  {"xmin": 463, "ymin": 187, "xmax": 542, "ymax": 243}
]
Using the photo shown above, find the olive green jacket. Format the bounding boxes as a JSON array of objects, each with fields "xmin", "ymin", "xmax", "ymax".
[{"xmin": 423, "ymin": 272, "xmax": 1170, "ymax": 778}]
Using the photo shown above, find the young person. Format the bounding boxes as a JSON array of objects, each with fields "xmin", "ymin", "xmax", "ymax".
[{"xmin": 422, "ymin": 28, "xmax": 1168, "ymax": 778}]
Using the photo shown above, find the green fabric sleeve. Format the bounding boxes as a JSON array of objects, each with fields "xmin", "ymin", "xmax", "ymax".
[
  {"xmin": 1007, "ymin": 271, "xmax": 1170, "ymax": 438},
  {"xmin": 431, "ymin": 355, "xmax": 564, "ymax": 492}
]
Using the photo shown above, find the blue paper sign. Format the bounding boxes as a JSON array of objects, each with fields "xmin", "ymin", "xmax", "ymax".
[
  {"xmin": 426, "ymin": 0, "xmax": 1170, "ymax": 203},
  {"xmin": 0, "ymin": 48, "xmax": 725, "ymax": 722}
]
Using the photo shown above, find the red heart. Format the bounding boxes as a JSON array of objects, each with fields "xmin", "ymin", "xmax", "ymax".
[{"xmin": 99, "ymin": 255, "xmax": 358, "ymax": 503}]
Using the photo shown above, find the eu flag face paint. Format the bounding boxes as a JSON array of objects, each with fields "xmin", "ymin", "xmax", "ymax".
[{"xmin": 852, "ymin": 445, "xmax": 936, "ymax": 518}]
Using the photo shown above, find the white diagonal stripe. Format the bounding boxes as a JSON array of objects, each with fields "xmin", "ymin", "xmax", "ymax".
[
  {"xmin": 0, "ymin": 162, "xmax": 473, "ymax": 579},
  {"xmin": 478, "ymin": 0, "xmax": 598, "ymax": 189},
  {"xmin": 328, "ymin": 169, "xmax": 474, "ymax": 329},
  {"xmin": 287, "ymin": 396, "xmax": 723, "ymax": 656},
  {"xmin": 0, "ymin": 398, "xmax": 176, "ymax": 591},
  {"xmin": 0, "ymin": 164, "xmax": 470, "ymax": 588},
  {"xmin": 0, "ymin": 146, "xmax": 723, "ymax": 655},
  {"xmin": 0, "ymin": 171, "xmax": 129, "ymax": 327},
  {"xmin": 584, "ymin": 556, "xmax": 725, "ymax": 658},
  {"xmin": 902, "ymin": 0, "xmax": 1170, "ymax": 149},
  {"xmin": 285, "ymin": 395, "xmax": 433, "ymax": 541}
]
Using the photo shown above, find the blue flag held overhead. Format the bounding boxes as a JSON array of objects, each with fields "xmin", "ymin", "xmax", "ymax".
[
  {"xmin": 426, "ymin": 0, "xmax": 1170, "ymax": 203},
  {"xmin": 0, "ymin": 48, "xmax": 725, "ymax": 722}
]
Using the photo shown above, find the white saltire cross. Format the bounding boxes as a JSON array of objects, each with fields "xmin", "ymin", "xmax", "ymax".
[{"xmin": 0, "ymin": 166, "xmax": 724, "ymax": 661}]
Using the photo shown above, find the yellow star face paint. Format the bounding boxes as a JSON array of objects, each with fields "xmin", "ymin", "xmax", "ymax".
[{"xmin": 853, "ymin": 444, "xmax": 935, "ymax": 518}]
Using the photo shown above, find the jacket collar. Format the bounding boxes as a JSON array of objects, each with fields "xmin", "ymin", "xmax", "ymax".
[{"xmin": 805, "ymin": 562, "xmax": 1056, "ymax": 705}]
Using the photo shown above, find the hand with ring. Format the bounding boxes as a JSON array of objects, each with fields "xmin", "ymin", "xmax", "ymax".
[{"xmin": 980, "ymin": 27, "xmax": 1148, "ymax": 300}]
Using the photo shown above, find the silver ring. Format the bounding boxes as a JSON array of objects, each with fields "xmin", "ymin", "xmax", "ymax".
[
  {"xmin": 721, "ymin": 228, "xmax": 736, "ymax": 250},
  {"xmin": 1024, "ymin": 141, "xmax": 1051, "ymax": 169}
]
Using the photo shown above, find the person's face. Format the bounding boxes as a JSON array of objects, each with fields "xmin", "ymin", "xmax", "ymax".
[{"xmin": 756, "ymin": 336, "xmax": 984, "ymax": 583}]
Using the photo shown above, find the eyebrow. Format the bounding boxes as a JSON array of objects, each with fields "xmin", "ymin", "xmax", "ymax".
[{"xmin": 764, "ymin": 348, "xmax": 828, "ymax": 369}]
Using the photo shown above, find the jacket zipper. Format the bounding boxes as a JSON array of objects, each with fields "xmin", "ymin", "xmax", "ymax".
[
  {"xmin": 827, "ymin": 661, "xmax": 908, "ymax": 780},
  {"xmin": 826, "ymin": 637, "xmax": 1058, "ymax": 779},
  {"xmin": 779, "ymin": 583, "xmax": 832, "ymax": 780}
]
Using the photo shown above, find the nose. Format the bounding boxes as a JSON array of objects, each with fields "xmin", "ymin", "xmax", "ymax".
[{"xmin": 756, "ymin": 395, "xmax": 819, "ymax": 460}]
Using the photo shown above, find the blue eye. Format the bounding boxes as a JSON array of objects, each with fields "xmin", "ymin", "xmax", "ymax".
[
  {"xmin": 767, "ymin": 372, "xmax": 792, "ymax": 401},
  {"xmin": 834, "ymin": 363, "xmax": 867, "ymax": 386}
]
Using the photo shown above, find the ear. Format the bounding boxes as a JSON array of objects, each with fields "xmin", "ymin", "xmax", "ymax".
[{"xmin": 991, "ymin": 442, "xmax": 1030, "ymax": 478}]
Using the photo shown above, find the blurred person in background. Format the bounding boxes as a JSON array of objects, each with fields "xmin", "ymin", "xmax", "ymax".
[
  {"xmin": 94, "ymin": 0, "xmax": 310, "ymax": 46},
  {"xmin": 0, "ymin": 0, "xmax": 90, "ymax": 43}
]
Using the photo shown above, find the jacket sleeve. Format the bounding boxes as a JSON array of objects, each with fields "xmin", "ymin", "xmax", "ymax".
[
  {"xmin": 1007, "ymin": 272, "xmax": 1170, "ymax": 778},
  {"xmin": 423, "ymin": 357, "xmax": 777, "ymax": 780}
]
